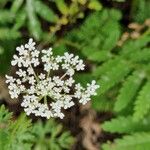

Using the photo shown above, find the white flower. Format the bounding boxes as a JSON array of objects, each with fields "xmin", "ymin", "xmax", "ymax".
[
  {"xmin": 63, "ymin": 95, "xmax": 74, "ymax": 109},
  {"xmin": 52, "ymin": 63, "xmax": 59, "ymax": 70},
  {"xmin": 5, "ymin": 75, "xmax": 15, "ymax": 83},
  {"xmin": 44, "ymin": 63, "xmax": 52, "ymax": 72},
  {"xmin": 25, "ymin": 38, "xmax": 35, "ymax": 51},
  {"xmin": 53, "ymin": 76, "xmax": 64, "ymax": 86},
  {"xmin": 42, "ymin": 48, "xmax": 53, "ymax": 56},
  {"xmin": 31, "ymin": 50, "xmax": 40, "ymax": 57},
  {"xmin": 16, "ymin": 69, "xmax": 26, "ymax": 77},
  {"xmin": 55, "ymin": 55, "xmax": 63, "ymax": 63},
  {"xmin": 8, "ymin": 83, "xmax": 20, "ymax": 98},
  {"xmin": 16, "ymin": 45, "xmax": 28, "ymax": 56},
  {"xmin": 39, "ymin": 73, "xmax": 45, "ymax": 80},
  {"xmin": 31, "ymin": 58, "xmax": 39, "ymax": 67},
  {"xmin": 6, "ymin": 38, "xmax": 100, "ymax": 119},
  {"xmin": 66, "ymin": 68, "xmax": 74, "ymax": 76},
  {"xmin": 62, "ymin": 63, "xmax": 69, "ymax": 70},
  {"xmin": 63, "ymin": 52, "xmax": 74, "ymax": 63},
  {"xmin": 76, "ymin": 60, "xmax": 85, "ymax": 71},
  {"xmin": 11, "ymin": 55, "xmax": 23, "ymax": 67},
  {"xmin": 65, "ymin": 77, "xmax": 74, "ymax": 86},
  {"xmin": 27, "ymin": 67, "xmax": 34, "ymax": 75},
  {"xmin": 28, "ymin": 76, "xmax": 36, "ymax": 85}
]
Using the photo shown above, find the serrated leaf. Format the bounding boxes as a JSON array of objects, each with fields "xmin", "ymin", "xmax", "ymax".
[
  {"xmin": 128, "ymin": 48, "xmax": 150, "ymax": 63},
  {"xmin": 121, "ymin": 34, "xmax": 150, "ymax": 56},
  {"xmin": 133, "ymin": 81, "xmax": 150, "ymax": 122},
  {"xmin": 58, "ymin": 132, "xmax": 74, "ymax": 149},
  {"xmin": 101, "ymin": 21, "xmax": 121, "ymax": 51},
  {"xmin": 114, "ymin": 71, "xmax": 144, "ymax": 112},
  {"xmin": 87, "ymin": 50, "xmax": 112, "ymax": 62},
  {"xmin": 0, "ymin": 105, "xmax": 12, "ymax": 123},
  {"xmin": 102, "ymin": 115, "xmax": 150, "ymax": 134},
  {"xmin": 31, "ymin": 119, "xmax": 74, "ymax": 150},
  {"xmin": 97, "ymin": 59, "xmax": 131, "ymax": 94},
  {"xmin": 102, "ymin": 132, "xmax": 150, "ymax": 150},
  {"xmin": 92, "ymin": 95, "xmax": 114, "ymax": 112},
  {"xmin": 93, "ymin": 57, "xmax": 122, "ymax": 77}
]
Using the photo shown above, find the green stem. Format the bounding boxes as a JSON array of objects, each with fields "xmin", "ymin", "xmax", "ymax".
[{"xmin": 44, "ymin": 96, "xmax": 47, "ymax": 104}]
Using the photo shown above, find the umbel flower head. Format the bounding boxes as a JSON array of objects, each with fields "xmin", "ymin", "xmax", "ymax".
[{"xmin": 6, "ymin": 38, "xmax": 100, "ymax": 119}]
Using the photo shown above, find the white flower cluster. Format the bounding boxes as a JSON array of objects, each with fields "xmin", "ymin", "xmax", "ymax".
[{"xmin": 6, "ymin": 38, "xmax": 100, "ymax": 119}]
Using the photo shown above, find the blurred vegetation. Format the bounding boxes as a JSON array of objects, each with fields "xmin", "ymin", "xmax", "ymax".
[
  {"xmin": 0, "ymin": 105, "xmax": 74, "ymax": 150},
  {"xmin": 1, "ymin": 0, "xmax": 150, "ymax": 149}
]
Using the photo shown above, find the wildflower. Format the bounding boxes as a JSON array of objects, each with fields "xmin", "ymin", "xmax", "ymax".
[{"xmin": 6, "ymin": 38, "xmax": 100, "ymax": 119}]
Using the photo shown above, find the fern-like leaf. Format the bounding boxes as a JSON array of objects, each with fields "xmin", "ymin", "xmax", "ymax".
[
  {"xmin": 102, "ymin": 132, "xmax": 150, "ymax": 150},
  {"xmin": 31, "ymin": 119, "xmax": 74, "ymax": 150},
  {"xmin": 133, "ymin": 81, "xmax": 150, "ymax": 121},
  {"xmin": 0, "ymin": 105, "xmax": 12, "ymax": 123},
  {"xmin": 97, "ymin": 59, "xmax": 131, "ymax": 94},
  {"xmin": 114, "ymin": 71, "xmax": 144, "ymax": 112},
  {"xmin": 102, "ymin": 115, "xmax": 150, "ymax": 134},
  {"xmin": 93, "ymin": 57, "xmax": 122, "ymax": 77},
  {"xmin": 92, "ymin": 95, "xmax": 114, "ymax": 112},
  {"xmin": 128, "ymin": 48, "xmax": 150, "ymax": 63}
]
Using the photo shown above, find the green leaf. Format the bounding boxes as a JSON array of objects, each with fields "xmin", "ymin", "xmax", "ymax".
[
  {"xmin": 88, "ymin": 50, "xmax": 112, "ymax": 62},
  {"xmin": 114, "ymin": 71, "xmax": 145, "ymax": 112},
  {"xmin": 121, "ymin": 35, "xmax": 150, "ymax": 56},
  {"xmin": 131, "ymin": 0, "xmax": 150, "ymax": 23},
  {"xmin": 93, "ymin": 57, "xmax": 121, "ymax": 77},
  {"xmin": 102, "ymin": 115, "xmax": 150, "ymax": 134},
  {"xmin": 133, "ymin": 81, "xmax": 150, "ymax": 122},
  {"xmin": 11, "ymin": 0, "xmax": 24, "ymax": 14},
  {"xmin": 75, "ymin": 73, "xmax": 93, "ymax": 87},
  {"xmin": 92, "ymin": 95, "xmax": 114, "ymax": 112},
  {"xmin": 13, "ymin": 10, "xmax": 26, "ymax": 30},
  {"xmin": 0, "ymin": 40, "xmax": 17, "ymax": 74},
  {"xmin": 35, "ymin": 0, "xmax": 58, "ymax": 23},
  {"xmin": 0, "ymin": 105, "xmax": 12, "ymax": 123},
  {"xmin": 109, "ymin": 9, "xmax": 122, "ymax": 20},
  {"xmin": 0, "ymin": 10, "xmax": 14, "ymax": 24},
  {"xmin": 128, "ymin": 48, "xmax": 150, "ymax": 63},
  {"xmin": 0, "ymin": 105, "xmax": 33, "ymax": 150},
  {"xmin": 101, "ymin": 21, "xmax": 121, "ymax": 51},
  {"xmin": 31, "ymin": 119, "xmax": 74, "ymax": 150},
  {"xmin": 26, "ymin": 0, "xmax": 42, "ymax": 40},
  {"xmin": 97, "ymin": 59, "xmax": 131, "ymax": 94},
  {"xmin": 102, "ymin": 132, "xmax": 150, "ymax": 150},
  {"xmin": 58, "ymin": 132, "xmax": 74, "ymax": 149},
  {"xmin": 0, "ymin": 28, "xmax": 20, "ymax": 40}
]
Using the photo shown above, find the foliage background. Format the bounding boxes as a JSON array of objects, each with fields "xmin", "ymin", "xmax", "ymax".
[{"xmin": 1, "ymin": 0, "xmax": 150, "ymax": 149}]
